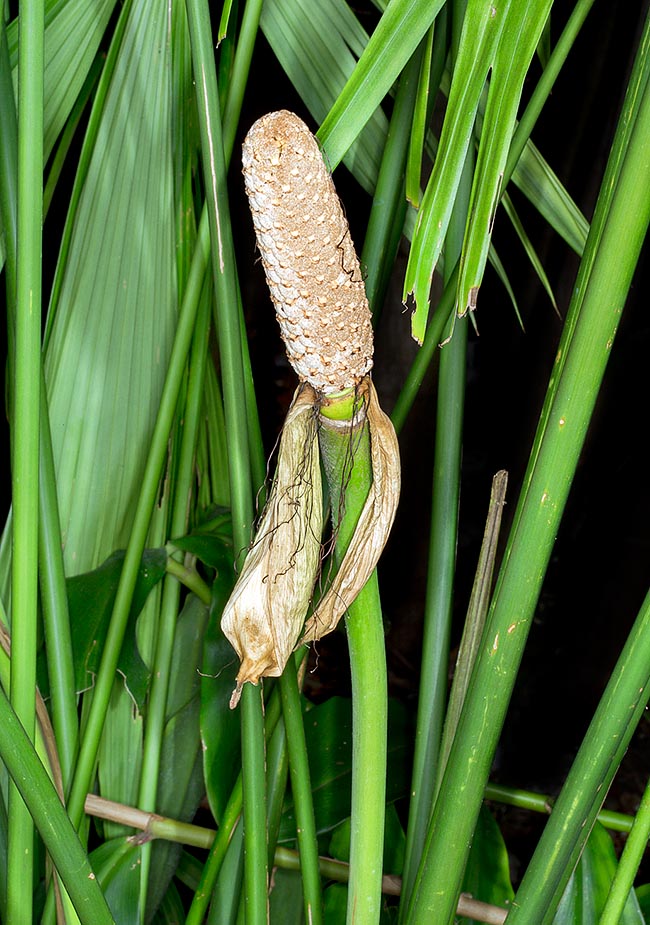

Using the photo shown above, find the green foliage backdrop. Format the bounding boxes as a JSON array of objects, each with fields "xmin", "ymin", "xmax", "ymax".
[{"xmin": 0, "ymin": 1, "xmax": 649, "ymax": 923}]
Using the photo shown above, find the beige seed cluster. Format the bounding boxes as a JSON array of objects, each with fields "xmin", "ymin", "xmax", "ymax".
[{"xmin": 242, "ymin": 110, "xmax": 373, "ymax": 394}]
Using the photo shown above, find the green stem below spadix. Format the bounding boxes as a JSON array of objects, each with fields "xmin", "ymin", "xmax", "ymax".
[
  {"xmin": 318, "ymin": 386, "xmax": 359, "ymax": 422},
  {"xmin": 317, "ymin": 398, "xmax": 387, "ymax": 925}
]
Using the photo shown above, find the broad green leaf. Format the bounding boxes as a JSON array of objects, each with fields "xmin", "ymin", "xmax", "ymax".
[
  {"xmin": 152, "ymin": 881, "xmax": 186, "ymax": 924},
  {"xmin": 328, "ymin": 803, "xmax": 405, "ymax": 875},
  {"xmin": 458, "ymin": 805, "xmax": 514, "ymax": 924},
  {"xmin": 169, "ymin": 512, "xmax": 233, "ymax": 573},
  {"xmin": 4, "ymin": 0, "xmax": 118, "ymax": 161},
  {"xmin": 553, "ymin": 822, "xmax": 645, "ymax": 924},
  {"xmin": 269, "ymin": 868, "xmax": 305, "ymax": 925},
  {"xmin": 260, "ymin": 0, "xmax": 388, "ymax": 193},
  {"xmin": 97, "ymin": 683, "xmax": 144, "ymax": 839},
  {"xmin": 279, "ymin": 697, "xmax": 411, "ymax": 840},
  {"xmin": 201, "ymin": 578, "xmax": 241, "ymax": 824},
  {"xmin": 90, "ymin": 838, "xmax": 143, "ymax": 925},
  {"xmin": 635, "ymin": 883, "xmax": 650, "ymax": 920},
  {"xmin": 39, "ymin": 0, "xmax": 178, "ymax": 577},
  {"xmin": 323, "ymin": 883, "xmax": 348, "ymax": 923},
  {"xmin": 63, "ymin": 547, "xmax": 166, "ymax": 704},
  {"xmin": 457, "ymin": 0, "xmax": 554, "ymax": 317}
]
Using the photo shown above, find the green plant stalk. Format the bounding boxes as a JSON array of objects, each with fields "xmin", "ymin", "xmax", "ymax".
[
  {"xmin": 403, "ymin": 26, "xmax": 650, "ymax": 924},
  {"xmin": 279, "ymin": 660, "xmax": 323, "ymax": 925},
  {"xmin": 87, "ymin": 794, "xmax": 396, "ymax": 894},
  {"xmin": 484, "ymin": 782, "xmax": 641, "ymax": 834},
  {"xmin": 38, "ymin": 383, "xmax": 79, "ymax": 791},
  {"xmin": 165, "ymin": 556, "xmax": 212, "ymax": 605},
  {"xmin": 390, "ymin": 267, "xmax": 457, "ymax": 434},
  {"xmin": 184, "ymin": 679, "xmax": 283, "ymax": 925},
  {"xmin": 193, "ymin": 0, "xmax": 268, "ymax": 493},
  {"xmin": 221, "ymin": 0, "xmax": 264, "ymax": 162},
  {"xmin": 399, "ymin": 320, "xmax": 467, "ymax": 914},
  {"xmin": 399, "ymin": 120, "xmax": 471, "ymax": 914},
  {"xmin": 239, "ymin": 681, "xmax": 268, "ymax": 925},
  {"xmin": 0, "ymin": 8, "xmax": 78, "ymax": 801},
  {"xmin": 183, "ymin": 0, "xmax": 253, "ymax": 595},
  {"xmin": 220, "ymin": 0, "xmax": 268, "ymax": 492},
  {"xmin": 439, "ymin": 470, "xmax": 508, "ymax": 782},
  {"xmin": 0, "ymin": 17, "xmax": 17, "ymax": 306},
  {"xmin": 185, "ymin": 776, "xmax": 243, "ymax": 925},
  {"xmin": 264, "ymin": 690, "xmax": 289, "ymax": 870},
  {"xmin": 8, "ymin": 0, "xmax": 44, "ymax": 918},
  {"xmin": 0, "ymin": 684, "xmax": 113, "ymax": 925},
  {"xmin": 138, "ymin": 297, "xmax": 212, "ymax": 784},
  {"xmin": 224, "ymin": 689, "xmax": 304, "ymax": 923},
  {"xmin": 185, "ymin": 1, "xmax": 269, "ymax": 922},
  {"xmin": 318, "ymin": 408, "xmax": 387, "ymax": 925},
  {"xmin": 137, "ymin": 291, "xmax": 213, "ymax": 910},
  {"xmin": 599, "ymin": 773, "xmax": 650, "ymax": 925},
  {"xmin": 508, "ymin": 588, "xmax": 650, "ymax": 924}
]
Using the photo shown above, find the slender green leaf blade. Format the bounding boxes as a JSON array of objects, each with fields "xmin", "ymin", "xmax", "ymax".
[
  {"xmin": 317, "ymin": 0, "xmax": 444, "ymax": 171},
  {"xmin": 404, "ymin": 0, "xmax": 509, "ymax": 341},
  {"xmin": 260, "ymin": 0, "xmax": 388, "ymax": 193},
  {"xmin": 457, "ymin": 0, "xmax": 553, "ymax": 316}
]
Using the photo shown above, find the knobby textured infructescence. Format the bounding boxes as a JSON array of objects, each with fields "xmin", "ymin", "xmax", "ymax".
[
  {"xmin": 242, "ymin": 110, "xmax": 373, "ymax": 393},
  {"xmin": 222, "ymin": 111, "xmax": 400, "ymax": 707}
]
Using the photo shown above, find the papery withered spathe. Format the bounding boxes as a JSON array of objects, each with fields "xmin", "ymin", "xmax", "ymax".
[{"xmin": 221, "ymin": 386, "xmax": 321, "ymax": 708}]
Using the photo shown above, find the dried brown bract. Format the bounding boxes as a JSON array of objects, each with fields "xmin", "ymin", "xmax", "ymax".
[
  {"xmin": 221, "ymin": 385, "xmax": 322, "ymax": 708},
  {"xmin": 301, "ymin": 378, "xmax": 400, "ymax": 642}
]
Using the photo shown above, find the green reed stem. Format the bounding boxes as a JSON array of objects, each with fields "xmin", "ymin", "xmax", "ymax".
[
  {"xmin": 404, "ymin": 15, "xmax": 650, "ymax": 920},
  {"xmin": 509, "ymin": 588, "xmax": 650, "ymax": 924},
  {"xmin": 599, "ymin": 774, "xmax": 650, "ymax": 925},
  {"xmin": 279, "ymin": 660, "xmax": 323, "ymax": 925},
  {"xmin": 185, "ymin": 0, "xmax": 268, "ymax": 920},
  {"xmin": 0, "ymin": 685, "xmax": 113, "ymax": 925},
  {"xmin": 184, "ymin": 681, "xmax": 283, "ymax": 925},
  {"xmin": 8, "ymin": 0, "xmax": 44, "ymax": 919}
]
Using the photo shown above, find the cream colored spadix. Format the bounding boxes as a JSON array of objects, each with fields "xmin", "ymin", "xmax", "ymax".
[
  {"xmin": 222, "ymin": 111, "xmax": 400, "ymax": 706},
  {"xmin": 221, "ymin": 386, "xmax": 321, "ymax": 708},
  {"xmin": 242, "ymin": 110, "xmax": 373, "ymax": 394}
]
